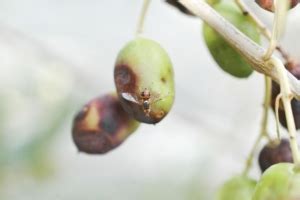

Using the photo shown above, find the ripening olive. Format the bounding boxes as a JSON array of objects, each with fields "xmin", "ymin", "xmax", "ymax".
[
  {"xmin": 114, "ymin": 38, "xmax": 175, "ymax": 124},
  {"xmin": 255, "ymin": 0, "xmax": 299, "ymax": 12},
  {"xmin": 258, "ymin": 139, "xmax": 293, "ymax": 172},
  {"xmin": 253, "ymin": 163, "xmax": 300, "ymax": 200},
  {"xmin": 271, "ymin": 62, "xmax": 300, "ymax": 129},
  {"xmin": 203, "ymin": 1, "xmax": 261, "ymax": 78},
  {"xmin": 216, "ymin": 175, "xmax": 256, "ymax": 200},
  {"xmin": 72, "ymin": 93, "xmax": 140, "ymax": 154}
]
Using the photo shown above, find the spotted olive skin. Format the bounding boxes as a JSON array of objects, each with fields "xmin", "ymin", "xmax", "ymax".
[
  {"xmin": 258, "ymin": 139, "xmax": 293, "ymax": 173},
  {"xmin": 72, "ymin": 94, "xmax": 139, "ymax": 154},
  {"xmin": 114, "ymin": 38, "xmax": 175, "ymax": 124},
  {"xmin": 203, "ymin": 1, "xmax": 260, "ymax": 78},
  {"xmin": 216, "ymin": 176, "xmax": 256, "ymax": 200},
  {"xmin": 271, "ymin": 62, "xmax": 300, "ymax": 129},
  {"xmin": 253, "ymin": 163, "xmax": 300, "ymax": 200},
  {"xmin": 255, "ymin": 0, "xmax": 299, "ymax": 12}
]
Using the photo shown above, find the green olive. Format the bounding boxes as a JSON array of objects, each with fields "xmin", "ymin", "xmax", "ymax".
[
  {"xmin": 216, "ymin": 175, "xmax": 256, "ymax": 200},
  {"xmin": 72, "ymin": 93, "xmax": 140, "ymax": 154},
  {"xmin": 203, "ymin": 1, "xmax": 261, "ymax": 78},
  {"xmin": 114, "ymin": 38, "xmax": 175, "ymax": 124},
  {"xmin": 253, "ymin": 163, "xmax": 300, "ymax": 200}
]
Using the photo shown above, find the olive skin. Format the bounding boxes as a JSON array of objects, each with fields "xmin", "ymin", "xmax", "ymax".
[
  {"xmin": 114, "ymin": 38, "xmax": 175, "ymax": 124},
  {"xmin": 72, "ymin": 94, "xmax": 139, "ymax": 154},
  {"xmin": 271, "ymin": 62, "xmax": 300, "ymax": 129},
  {"xmin": 258, "ymin": 139, "xmax": 293, "ymax": 173},
  {"xmin": 203, "ymin": 1, "xmax": 260, "ymax": 78},
  {"xmin": 253, "ymin": 163, "xmax": 300, "ymax": 200},
  {"xmin": 216, "ymin": 176, "xmax": 256, "ymax": 200},
  {"xmin": 255, "ymin": 0, "xmax": 299, "ymax": 12}
]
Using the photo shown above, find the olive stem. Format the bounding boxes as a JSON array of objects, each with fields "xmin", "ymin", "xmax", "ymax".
[
  {"xmin": 242, "ymin": 76, "xmax": 272, "ymax": 175},
  {"xmin": 242, "ymin": 134, "xmax": 263, "ymax": 176},
  {"xmin": 136, "ymin": 0, "xmax": 151, "ymax": 37},
  {"xmin": 234, "ymin": 0, "xmax": 291, "ymax": 62},
  {"xmin": 263, "ymin": 0, "xmax": 289, "ymax": 60},
  {"xmin": 261, "ymin": 76, "xmax": 272, "ymax": 141},
  {"xmin": 178, "ymin": 0, "xmax": 300, "ymax": 100},
  {"xmin": 272, "ymin": 58, "xmax": 300, "ymax": 167}
]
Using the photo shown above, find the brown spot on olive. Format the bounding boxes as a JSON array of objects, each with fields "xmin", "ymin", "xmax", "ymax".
[
  {"xmin": 72, "ymin": 94, "xmax": 139, "ymax": 154},
  {"xmin": 258, "ymin": 139, "xmax": 293, "ymax": 172},
  {"xmin": 114, "ymin": 64, "xmax": 137, "ymax": 94},
  {"xmin": 114, "ymin": 38, "xmax": 175, "ymax": 124},
  {"xmin": 155, "ymin": 111, "xmax": 165, "ymax": 119}
]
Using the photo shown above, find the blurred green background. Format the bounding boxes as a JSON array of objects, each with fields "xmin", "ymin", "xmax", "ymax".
[{"xmin": 0, "ymin": 1, "xmax": 299, "ymax": 200}]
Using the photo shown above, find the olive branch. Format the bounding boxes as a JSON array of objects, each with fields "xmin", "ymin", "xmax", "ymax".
[{"xmin": 179, "ymin": 0, "xmax": 300, "ymax": 168}]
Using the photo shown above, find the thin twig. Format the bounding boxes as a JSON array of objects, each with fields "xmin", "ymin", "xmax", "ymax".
[
  {"xmin": 178, "ymin": 0, "xmax": 300, "ymax": 100},
  {"xmin": 242, "ymin": 76, "xmax": 272, "ymax": 175},
  {"xmin": 263, "ymin": 0, "xmax": 289, "ymax": 60},
  {"xmin": 136, "ymin": 0, "xmax": 151, "ymax": 36},
  {"xmin": 273, "ymin": 58, "xmax": 300, "ymax": 167},
  {"xmin": 234, "ymin": 0, "xmax": 291, "ymax": 62}
]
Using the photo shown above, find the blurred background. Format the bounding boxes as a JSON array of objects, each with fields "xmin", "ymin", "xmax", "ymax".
[{"xmin": 0, "ymin": 0, "xmax": 299, "ymax": 199}]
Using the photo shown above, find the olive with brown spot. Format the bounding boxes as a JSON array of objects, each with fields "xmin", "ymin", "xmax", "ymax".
[
  {"xmin": 114, "ymin": 38, "xmax": 175, "ymax": 124},
  {"xmin": 72, "ymin": 93, "xmax": 139, "ymax": 154}
]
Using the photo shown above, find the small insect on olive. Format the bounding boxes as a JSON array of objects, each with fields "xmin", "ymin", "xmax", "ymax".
[{"xmin": 114, "ymin": 38, "xmax": 175, "ymax": 124}]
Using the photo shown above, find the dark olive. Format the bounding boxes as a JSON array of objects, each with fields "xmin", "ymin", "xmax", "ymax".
[
  {"xmin": 72, "ymin": 93, "xmax": 139, "ymax": 154},
  {"xmin": 258, "ymin": 139, "xmax": 293, "ymax": 172}
]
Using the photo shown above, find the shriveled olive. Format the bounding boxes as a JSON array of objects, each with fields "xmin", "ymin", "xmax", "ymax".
[{"xmin": 72, "ymin": 93, "xmax": 139, "ymax": 154}]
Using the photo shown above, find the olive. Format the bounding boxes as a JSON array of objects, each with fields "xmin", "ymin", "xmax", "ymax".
[
  {"xmin": 258, "ymin": 139, "xmax": 293, "ymax": 172},
  {"xmin": 114, "ymin": 37, "xmax": 175, "ymax": 124},
  {"xmin": 216, "ymin": 175, "xmax": 256, "ymax": 200},
  {"xmin": 203, "ymin": 1, "xmax": 261, "ymax": 78},
  {"xmin": 253, "ymin": 163, "xmax": 300, "ymax": 200},
  {"xmin": 72, "ymin": 93, "xmax": 139, "ymax": 154}
]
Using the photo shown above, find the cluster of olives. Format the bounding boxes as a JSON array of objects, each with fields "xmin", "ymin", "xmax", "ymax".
[
  {"xmin": 167, "ymin": 0, "xmax": 300, "ymax": 199},
  {"xmin": 71, "ymin": 0, "xmax": 300, "ymax": 199},
  {"xmin": 72, "ymin": 38, "xmax": 175, "ymax": 154}
]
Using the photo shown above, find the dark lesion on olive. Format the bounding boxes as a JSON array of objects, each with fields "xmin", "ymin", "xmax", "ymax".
[
  {"xmin": 161, "ymin": 77, "xmax": 166, "ymax": 83},
  {"xmin": 73, "ymin": 106, "xmax": 89, "ymax": 121},
  {"xmin": 114, "ymin": 64, "xmax": 138, "ymax": 93},
  {"xmin": 73, "ymin": 129, "xmax": 114, "ymax": 154}
]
